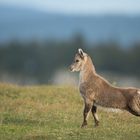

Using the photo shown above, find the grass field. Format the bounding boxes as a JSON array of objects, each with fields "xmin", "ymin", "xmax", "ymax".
[{"xmin": 0, "ymin": 84, "xmax": 140, "ymax": 140}]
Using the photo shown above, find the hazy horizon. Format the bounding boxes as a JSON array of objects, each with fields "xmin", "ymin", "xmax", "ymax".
[
  {"xmin": 0, "ymin": 1, "xmax": 140, "ymax": 45},
  {"xmin": 0, "ymin": 0, "xmax": 140, "ymax": 15}
]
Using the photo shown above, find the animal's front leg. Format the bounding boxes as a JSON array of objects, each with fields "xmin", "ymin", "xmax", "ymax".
[
  {"xmin": 91, "ymin": 105, "xmax": 99, "ymax": 127},
  {"xmin": 81, "ymin": 100, "xmax": 93, "ymax": 128}
]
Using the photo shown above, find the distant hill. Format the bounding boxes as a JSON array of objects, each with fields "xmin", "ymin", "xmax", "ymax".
[{"xmin": 0, "ymin": 5, "xmax": 140, "ymax": 46}]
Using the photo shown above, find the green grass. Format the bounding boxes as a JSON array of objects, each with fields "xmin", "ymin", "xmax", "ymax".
[{"xmin": 0, "ymin": 84, "xmax": 140, "ymax": 140}]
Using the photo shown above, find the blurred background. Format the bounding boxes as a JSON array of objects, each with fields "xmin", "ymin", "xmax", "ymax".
[{"xmin": 0, "ymin": 0, "xmax": 140, "ymax": 86}]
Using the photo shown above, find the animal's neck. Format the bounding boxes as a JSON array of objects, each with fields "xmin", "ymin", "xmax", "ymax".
[{"xmin": 79, "ymin": 57, "xmax": 96, "ymax": 83}]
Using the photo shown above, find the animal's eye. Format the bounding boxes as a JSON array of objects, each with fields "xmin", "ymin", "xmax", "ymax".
[{"xmin": 76, "ymin": 60, "xmax": 79, "ymax": 63}]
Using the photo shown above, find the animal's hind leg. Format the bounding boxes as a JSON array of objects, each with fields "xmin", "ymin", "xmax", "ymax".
[
  {"xmin": 128, "ymin": 94, "xmax": 140, "ymax": 116},
  {"xmin": 127, "ymin": 107, "xmax": 140, "ymax": 116},
  {"xmin": 91, "ymin": 105, "xmax": 99, "ymax": 127},
  {"xmin": 81, "ymin": 100, "xmax": 93, "ymax": 128}
]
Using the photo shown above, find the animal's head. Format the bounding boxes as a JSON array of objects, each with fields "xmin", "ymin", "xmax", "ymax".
[{"xmin": 69, "ymin": 48, "xmax": 88, "ymax": 72}]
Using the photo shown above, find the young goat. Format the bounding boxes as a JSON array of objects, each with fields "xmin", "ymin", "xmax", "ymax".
[{"xmin": 70, "ymin": 49, "xmax": 140, "ymax": 128}]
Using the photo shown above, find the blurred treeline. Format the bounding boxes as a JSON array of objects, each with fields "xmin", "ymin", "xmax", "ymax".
[{"xmin": 0, "ymin": 36, "xmax": 140, "ymax": 84}]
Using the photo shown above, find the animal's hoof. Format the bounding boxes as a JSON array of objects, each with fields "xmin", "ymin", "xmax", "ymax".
[
  {"xmin": 94, "ymin": 121, "xmax": 99, "ymax": 127},
  {"xmin": 94, "ymin": 124, "xmax": 99, "ymax": 127},
  {"xmin": 81, "ymin": 122, "xmax": 87, "ymax": 128},
  {"xmin": 81, "ymin": 125, "xmax": 87, "ymax": 128}
]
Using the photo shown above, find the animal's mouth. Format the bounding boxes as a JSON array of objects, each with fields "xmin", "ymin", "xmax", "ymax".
[{"xmin": 69, "ymin": 65, "xmax": 74, "ymax": 72}]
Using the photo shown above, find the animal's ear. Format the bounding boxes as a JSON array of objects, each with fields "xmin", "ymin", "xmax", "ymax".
[{"xmin": 78, "ymin": 48, "xmax": 84, "ymax": 58}]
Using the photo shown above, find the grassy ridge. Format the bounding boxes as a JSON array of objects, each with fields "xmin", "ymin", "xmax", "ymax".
[{"xmin": 0, "ymin": 84, "xmax": 140, "ymax": 140}]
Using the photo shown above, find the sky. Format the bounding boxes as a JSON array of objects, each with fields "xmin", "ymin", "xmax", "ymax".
[{"xmin": 0, "ymin": 0, "xmax": 140, "ymax": 15}]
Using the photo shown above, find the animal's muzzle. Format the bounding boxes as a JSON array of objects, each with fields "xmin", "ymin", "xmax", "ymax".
[{"xmin": 69, "ymin": 65, "xmax": 73, "ymax": 72}]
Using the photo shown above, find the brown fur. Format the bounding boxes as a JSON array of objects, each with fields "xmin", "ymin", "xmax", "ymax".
[{"xmin": 70, "ymin": 49, "xmax": 140, "ymax": 127}]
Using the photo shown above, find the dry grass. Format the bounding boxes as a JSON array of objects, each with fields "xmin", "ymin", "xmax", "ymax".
[{"xmin": 0, "ymin": 83, "xmax": 140, "ymax": 140}]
